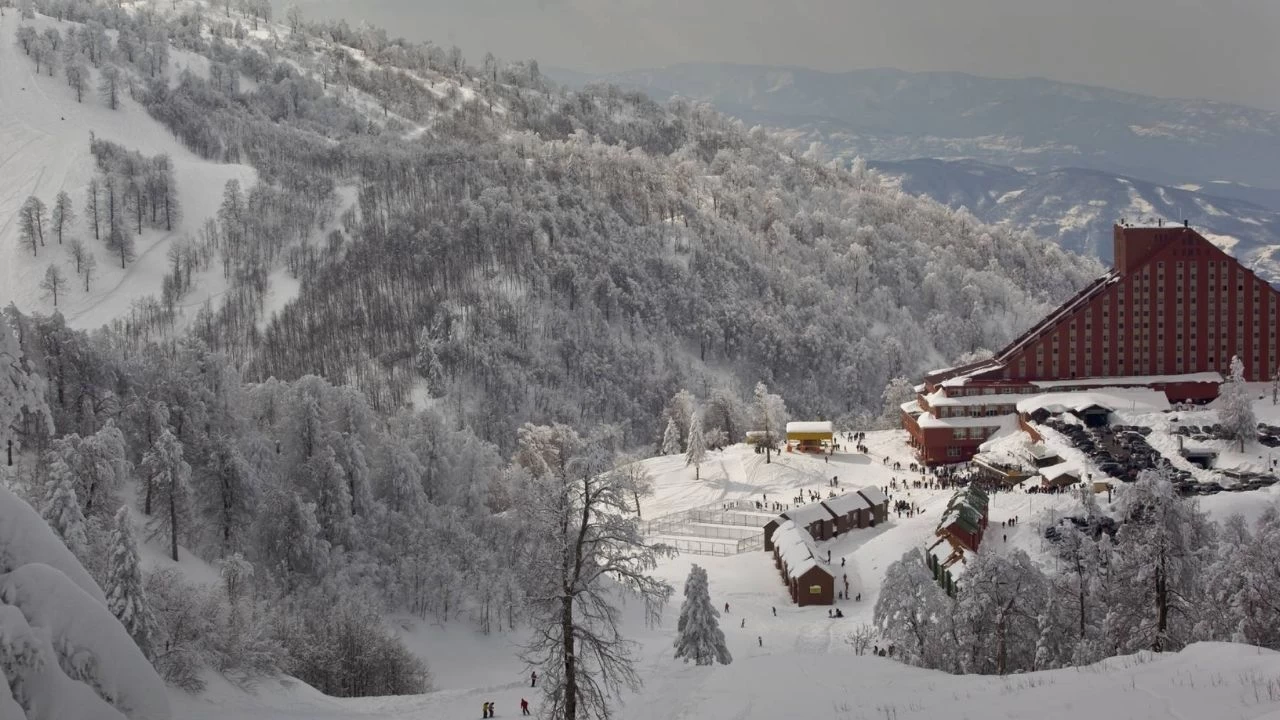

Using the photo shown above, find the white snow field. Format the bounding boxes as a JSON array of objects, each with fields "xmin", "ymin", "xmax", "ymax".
[
  {"xmin": 169, "ymin": 425, "xmax": 1280, "ymax": 720},
  {"xmin": 0, "ymin": 10, "xmax": 254, "ymax": 329}
]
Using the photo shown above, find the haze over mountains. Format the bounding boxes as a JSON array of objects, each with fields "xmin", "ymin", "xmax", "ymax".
[{"xmin": 555, "ymin": 63, "xmax": 1280, "ymax": 274}]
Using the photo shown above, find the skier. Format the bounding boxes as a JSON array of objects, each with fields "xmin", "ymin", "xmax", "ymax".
[
  {"xmin": 771, "ymin": 606, "xmax": 776, "ymax": 616},
  {"xmin": 531, "ymin": 670, "xmax": 537, "ymax": 687},
  {"xmin": 521, "ymin": 698, "xmax": 530, "ymax": 716},
  {"xmin": 482, "ymin": 701, "xmax": 490, "ymax": 718},
  {"xmin": 725, "ymin": 602, "xmax": 730, "ymax": 613},
  {"xmin": 841, "ymin": 557, "xmax": 845, "ymax": 567},
  {"xmin": 740, "ymin": 618, "xmax": 745, "ymax": 628},
  {"xmin": 758, "ymin": 636, "xmax": 763, "ymax": 647}
]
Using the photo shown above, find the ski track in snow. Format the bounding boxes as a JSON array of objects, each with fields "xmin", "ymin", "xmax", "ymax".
[{"xmin": 0, "ymin": 10, "xmax": 254, "ymax": 327}]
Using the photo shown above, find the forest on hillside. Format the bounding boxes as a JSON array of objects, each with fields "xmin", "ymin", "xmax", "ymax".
[
  {"xmin": 11, "ymin": 0, "xmax": 1098, "ymax": 451},
  {"xmin": 2, "ymin": 1, "xmax": 1107, "ymax": 716}
]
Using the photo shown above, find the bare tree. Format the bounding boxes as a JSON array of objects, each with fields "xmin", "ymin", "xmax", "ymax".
[
  {"xmin": 40, "ymin": 265, "xmax": 69, "ymax": 307},
  {"xmin": 18, "ymin": 196, "xmax": 48, "ymax": 256},
  {"xmin": 66, "ymin": 61, "xmax": 88, "ymax": 102},
  {"xmin": 67, "ymin": 237, "xmax": 88, "ymax": 274},
  {"xmin": 86, "ymin": 178, "xmax": 101, "ymax": 240},
  {"xmin": 99, "ymin": 65, "xmax": 122, "ymax": 110},
  {"xmin": 51, "ymin": 191, "xmax": 75, "ymax": 244},
  {"xmin": 82, "ymin": 253, "xmax": 98, "ymax": 292},
  {"xmin": 518, "ymin": 424, "xmax": 673, "ymax": 720}
]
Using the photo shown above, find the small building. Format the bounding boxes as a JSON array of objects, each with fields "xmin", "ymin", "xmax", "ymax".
[
  {"xmin": 1041, "ymin": 463, "xmax": 1082, "ymax": 489},
  {"xmin": 788, "ymin": 560, "xmax": 835, "ymax": 607},
  {"xmin": 780, "ymin": 502, "xmax": 839, "ymax": 541},
  {"xmin": 821, "ymin": 492, "xmax": 874, "ymax": 533},
  {"xmin": 936, "ymin": 486, "xmax": 989, "ymax": 554},
  {"xmin": 856, "ymin": 485, "xmax": 889, "ymax": 525},
  {"xmin": 770, "ymin": 519, "xmax": 834, "ymax": 606},
  {"xmin": 786, "ymin": 421, "xmax": 834, "ymax": 453}
]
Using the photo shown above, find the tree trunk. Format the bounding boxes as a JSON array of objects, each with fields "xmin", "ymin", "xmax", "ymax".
[
  {"xmin": 562, "ymin": 594, "xmax": 576, "ymax": 720},
  {"xmin": 169, "ymin": 476, "xmax": 180, "ymax": 561}
]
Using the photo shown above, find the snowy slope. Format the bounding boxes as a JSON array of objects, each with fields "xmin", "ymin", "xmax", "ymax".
[
  {"xmin": 0, "ymin": 11, "xmax": 254, "ymax": 329},
  {"xmin": 167, "ymin": 425, "xmax": 1280, "ymax": 720}
]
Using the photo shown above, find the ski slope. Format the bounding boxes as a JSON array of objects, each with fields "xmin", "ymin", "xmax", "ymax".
[{"xmin": 0, "ymin": 11, "xmax": 254, "ymax": 328}]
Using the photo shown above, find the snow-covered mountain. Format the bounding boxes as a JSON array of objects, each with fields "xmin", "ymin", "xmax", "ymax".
[
  {"xmin": 552, "ymin": 62, "xmax": 1280, "ymax": 192},
  {"xmin": 867, "ymin": 159, "xmax": 1280, "ymax": 279}
]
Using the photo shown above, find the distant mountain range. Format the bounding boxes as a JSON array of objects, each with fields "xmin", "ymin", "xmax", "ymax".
[
  {"xmin": 865, "ymin": 159, "xmax": 1280, "ymax": 281},
  {"xmin": 551, "ymin": 63, "xmax": 1280, "ymax": 199},
  {"xmin": 552, "ymin": 63, "xmax": 1280, "ymax": 279}
]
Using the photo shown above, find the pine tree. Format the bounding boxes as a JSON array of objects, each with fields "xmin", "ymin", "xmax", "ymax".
[
  {"xmin": 106, "ymin": 505, "xmax": 158, "ymax": 659},
  {"xmin": 1219, "ymin": 356, "xmax": 1256, "ymax": 452},
  {"xmin": 685, "ymin": 415, "xmax": 707, "ymax": 480},
  {"xmin": 673, "ymin": 565, "xmax": 731, "ymax": 666},
  {"xmin": 660, "ymin": 416, "xmax": 681, "ymax": 456},
  {"xmin": 40, "ymin": 457, "xmax": 89, "ymax": 560},
  {"xmin": 143, "ymin": 428, "xmax": 192, "ymax": 562}
]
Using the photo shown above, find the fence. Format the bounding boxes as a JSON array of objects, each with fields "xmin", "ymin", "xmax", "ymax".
[
  {"xmin": 652, "ymin": 534, "xmax": 763, "ymax": 557},
  {"xmin": 642, "ymin": 501, "xmax": 768, "ymax": 556}
]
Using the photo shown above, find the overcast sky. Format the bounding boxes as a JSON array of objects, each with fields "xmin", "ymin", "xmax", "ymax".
[{"xmin": 293, "ymin": 0, "xmax": 1280, "ymax": 111}]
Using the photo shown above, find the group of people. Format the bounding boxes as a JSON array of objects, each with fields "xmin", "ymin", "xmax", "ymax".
[{"xmin": 480, "ymin": 698, "xmax": 530, "ymax": 717}]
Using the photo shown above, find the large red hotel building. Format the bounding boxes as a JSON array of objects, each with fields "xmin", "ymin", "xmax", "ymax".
[{"xmin": 903, "ymin": 223, "xmax": 1280, "ymax": 465}]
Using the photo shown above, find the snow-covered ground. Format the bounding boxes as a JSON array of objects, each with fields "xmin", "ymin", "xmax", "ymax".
[
  {"xmin": 166, "ymin": 426, "xmax": 1280, "ymax": 720},
  {"xmin": 0, "ymin": 11, "xmax": 254, "ymax": 328}
]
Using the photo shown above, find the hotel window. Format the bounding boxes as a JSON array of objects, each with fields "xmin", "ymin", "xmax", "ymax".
[
  {"xmin": 953, "ymin": 429, "xmax": 965, "ymax": 440},
  {"xmin": 947, "ymin": 448, "xmax": 961, "ymax": 458}
]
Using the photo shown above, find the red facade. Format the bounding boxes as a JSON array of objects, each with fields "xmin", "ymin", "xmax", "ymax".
[{"xmin": 904, "ymin": 224, "xmax": 1273, "ymax": 465}]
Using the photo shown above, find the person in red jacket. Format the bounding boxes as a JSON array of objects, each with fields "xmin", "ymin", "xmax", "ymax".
[{"xmin": 521, "ymin": 698, "xmax": 531, "ymax": 716}]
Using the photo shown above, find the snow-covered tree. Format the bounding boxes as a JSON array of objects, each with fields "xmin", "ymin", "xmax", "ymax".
[
  {"xmin": 879, "ymin": 376, "xmax": 916, "ymax": 429},
  {"xmin": 39, "ymin": 458, "xmax": 89, "ymax": 561},
  {"xmin": 98, "ymin": 65, "xmax": 122, "ymax": 110},
  {"xmin": 106, "ymin": 506, "xmax": 158, "ymax": 661},
  {"xmin": 673, "ymin": 564, "xmax": 731, "ymax": 666},
  {"xmin": 873, "ymin": 548, "xmax": 954, "ymax": 669},
  {"xmin": 517, "ymin": 423, "xmax": 674, "ymax": 720},
  {"xmin": 666, "ymin": 389, "xmax": 696, "ymax": 447},
  {"xmin": 660, "ymin": 416, "xmax": 681, "ymax": 456},
  {"xmin": 752, "ymin": 382, "xmax": 788, "ymax": 464},
  {"xmin": 685, "ymin": 414, "xmax": 707, "ymax": 480},
  {"xmin": 51, "ymin": 191, "xmax": 75, "ymax": 245},
  {"xmin": 17, "ymin": 196, "xmax": 47, "ymax": 256},
  {"xmin": 953, "ymin": 549, "xmax": 1047, "ymax": 674},
  {"xmin": 1, "ymin": 310, "xmax": 51, "ymax": 465},
  {"xmin": 39, "ymin": 265, "xmax": 69, "ymax": 307},
  {"xmin": 143, "ymin": 429, "xmax": 192, "ymax": 562},
  {"xmin": 1219, "ymin": 356, "xmax": 1256, "ymax": 451},
  {"xmin": 1106, "ymin": 469, "xmax": 1216, "ymax": 653}
]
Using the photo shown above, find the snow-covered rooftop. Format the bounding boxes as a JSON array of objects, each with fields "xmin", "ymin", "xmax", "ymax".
[
  {"xmin": 857, "ymin": 485, "xmax": 888, "ymax": 507},
  {"xmin": 1040, "ymin": 462, "xmax": 1083, "ymax": 481},
  {"xmin": 1030, "ymin": 372, "xmax": 1221, "ymax": 389},
  {"xmin": 924, "ymin": 389, "xmax": 1038, "ymax": 407},
  {"xmin": 782, "ymin": 502, "xmax": 837, "ymax": 526},
  {"xmin": 939, "ymin": 362, "xmax": 1004, "ymax": 387},
  {"xmin": 900, "ymin": 399, "xmax": 924, "ymax": 415},
  {"xmin": 786, "ymin": 421, "xmax": 834, "ymax": 436},
  {"xmin": 917, "ymin": 413, "xmax": 1011, "ymax": 429},
  {"xmin": 822, "ymin": 492, "xmax": 872, "ymax": 516},
  {"xmin": 1017, "ymin": 389, "xmax": 1170, "ymax": 416}
]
